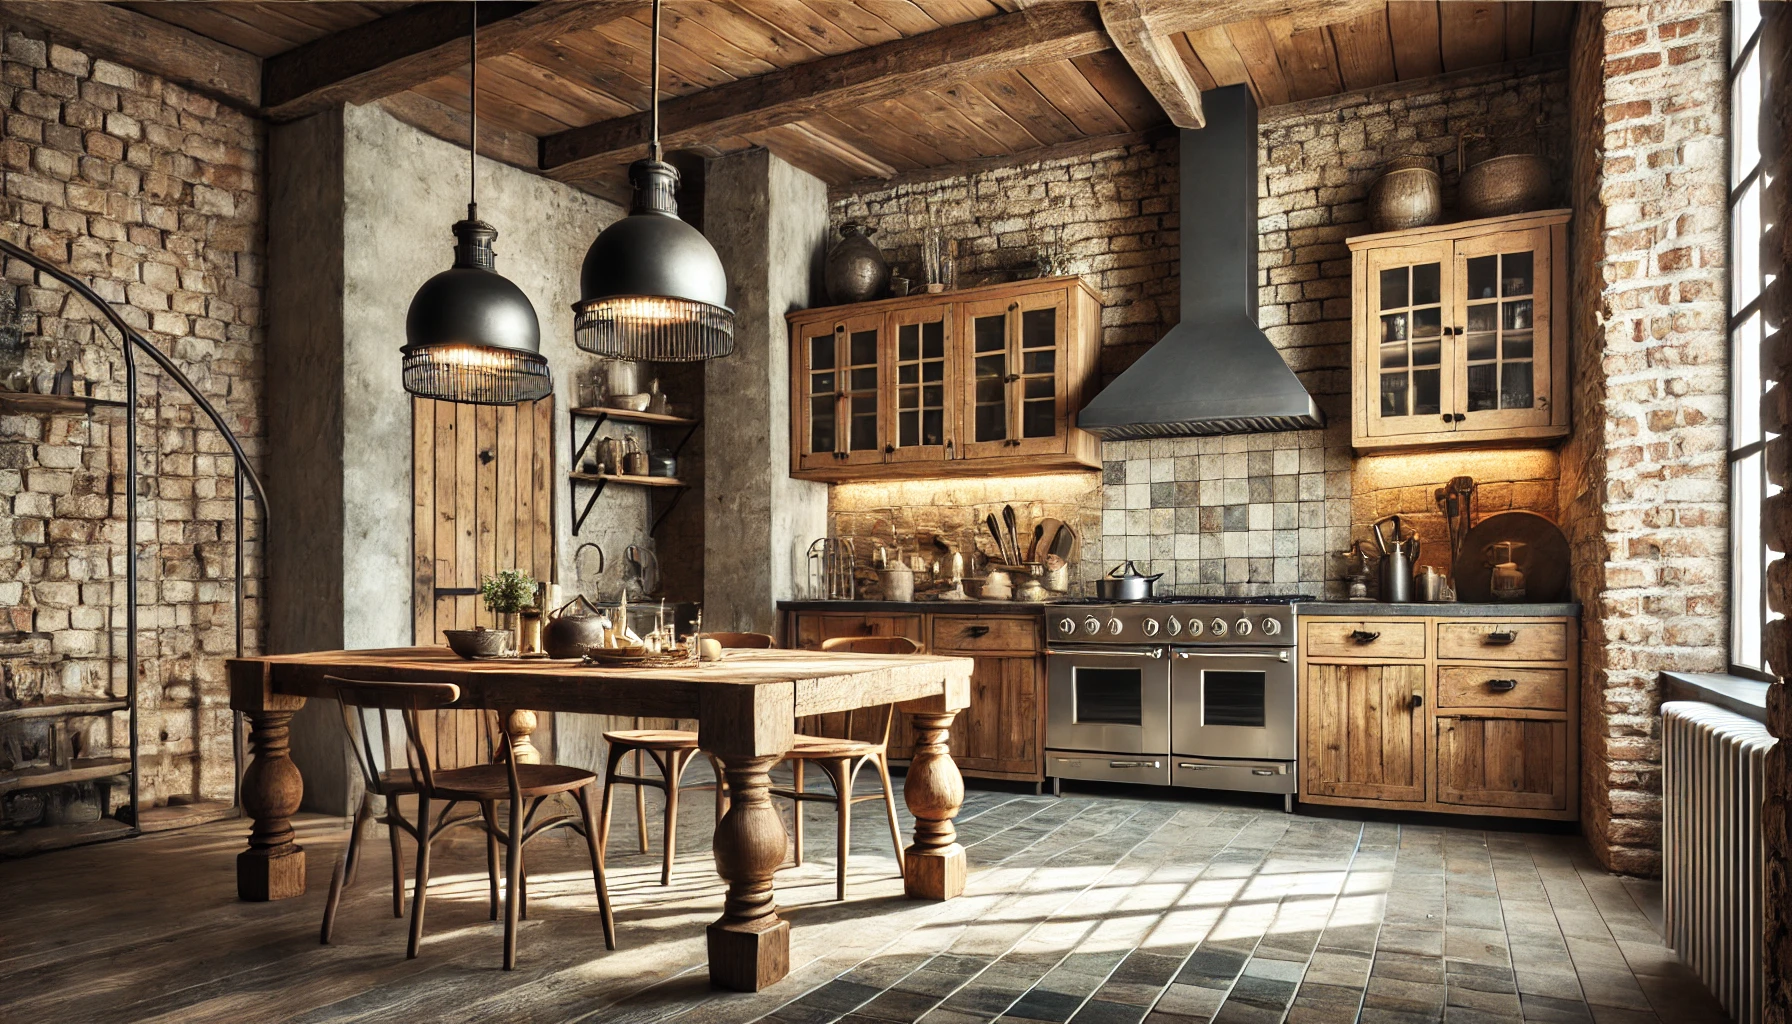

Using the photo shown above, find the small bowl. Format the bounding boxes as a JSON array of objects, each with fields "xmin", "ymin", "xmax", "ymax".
[
  {"xmin": 612, "ymin": 394, "xmax": 652, "ymax": 412},
  {"xmin": 444, "ymin": 627, "xmax": 511, "ymax": 659}
]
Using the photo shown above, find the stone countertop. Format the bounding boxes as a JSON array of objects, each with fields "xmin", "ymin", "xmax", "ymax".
[
  {"xmin": 1295, "ymin": 601, "xmax": 1581, "ymax": 617},
  {"xmin": 778, "ymin": 599, "xmax": 1050, "ymax": 613}
]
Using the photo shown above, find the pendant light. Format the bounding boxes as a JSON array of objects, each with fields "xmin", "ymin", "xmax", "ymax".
[
  {"xmin": 572, "ymin": 0, "xmax": 734, "ymax": 361},
  {"xmin": 402, "ymin": 4, "xmax": 552, "ymax": 405}
]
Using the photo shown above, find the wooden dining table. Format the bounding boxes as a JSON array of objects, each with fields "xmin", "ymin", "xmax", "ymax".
[{"xmin": 226, "ymin": 645, "xmax": 973, "ymax": 991}]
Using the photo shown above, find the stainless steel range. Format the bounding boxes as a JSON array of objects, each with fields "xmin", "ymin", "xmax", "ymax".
[{"xmin": 1044, "ymin": 596, "xmax": 1304, "ymax": 811}]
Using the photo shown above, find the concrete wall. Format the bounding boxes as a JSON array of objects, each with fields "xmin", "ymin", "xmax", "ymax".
[{"xmin": 703, "ymin": 148, "xmax": 829, "ymax": 632}]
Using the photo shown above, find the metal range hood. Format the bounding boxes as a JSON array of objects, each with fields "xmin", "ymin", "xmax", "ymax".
[{"xmin": 1079, "ymin": 84, "xmax": 1322, "ymax": 440}]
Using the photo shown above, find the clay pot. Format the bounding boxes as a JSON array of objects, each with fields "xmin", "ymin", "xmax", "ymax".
[
  {"xmin": 1459, "ymin": 154, "xmax": 1551, "ymax": 220},
  {"xmin": 1367, "ymin": 156, "xmax": 1442, "ymax": 232},
  {"xmin": 824, "ymin": 223, "xmax": 890, "ymax": 304}
]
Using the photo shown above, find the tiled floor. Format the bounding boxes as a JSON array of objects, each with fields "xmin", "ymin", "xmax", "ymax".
[{"xmin": 0, "ymin": 779, "xmax": 1730, "ymax": 1023}]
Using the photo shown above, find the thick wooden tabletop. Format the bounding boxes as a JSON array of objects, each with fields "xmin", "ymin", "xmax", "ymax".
[{"xmin": 227, "ymin": 646, "xmax": 973, "ymax": 722}]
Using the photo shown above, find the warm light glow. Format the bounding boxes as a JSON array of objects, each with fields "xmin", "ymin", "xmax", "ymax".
[
  {"xmin": 582, "ymin": 296, "xmax": 694, "ymax": 324},
  {"xmin": 422, "ymin": 342, "xmax": 531, "ymax": 370}
]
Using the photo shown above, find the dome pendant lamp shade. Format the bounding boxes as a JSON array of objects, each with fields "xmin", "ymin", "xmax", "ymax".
[
  {"xmin": 572, "ymin": 0, "xmax": 734, "ymax": 362},
  {"xmin": 402, "ymin": 207, "xmax": 551, "ymax": 405},
  {"xmin": 399, "ymin": 1, "xmax": 552, "ymax": 406}
]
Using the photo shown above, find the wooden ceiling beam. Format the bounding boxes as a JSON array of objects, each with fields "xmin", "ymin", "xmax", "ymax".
[
  {"xmin": 1096, "ymin": 0, "xmax": 1204, "ymax": 127},
  {"xmin": 262, "ymin": 0, "xmax": 634, "ymax": 123},
  {"xmin": 1130, "ymin": 0, "xmax": 1388, "ymax": 36},
  {"xmin": 0, "ymin": 0, "xmax": 261, "ymax": 109},
  {"xmin": 539, "ymin": 3, "xmax": 1112, "ymax": 178}
]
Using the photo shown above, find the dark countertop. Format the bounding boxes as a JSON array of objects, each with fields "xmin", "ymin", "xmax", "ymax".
[
  {"xmin": 1660, "ymin": 671, "xmax": 1769, "ymax": 724},
  {"xmin": 778, "ymin": 599, "xmax": 1050, "ymax": 613},
  {"xmin": 1295, "ymin": 601, "xmax": 1581, "ymax": 617}
]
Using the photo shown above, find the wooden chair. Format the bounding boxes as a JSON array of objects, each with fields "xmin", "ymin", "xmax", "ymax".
[
  {"xmin": 597, "ymin": 631, "xmax": 776, "ymax": 885},
  {"xmin": 321, "ymin": 678, "xmax": 614, "ymax": 970},
  {"xmin": 774, "ymin": 634, "xmax": 914, "ymax": 901}
]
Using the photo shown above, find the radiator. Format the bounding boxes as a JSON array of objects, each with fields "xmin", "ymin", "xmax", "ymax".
[{"xmin": 1662, "ymin": 700, "xmax": 1777, "ymax": 1024}]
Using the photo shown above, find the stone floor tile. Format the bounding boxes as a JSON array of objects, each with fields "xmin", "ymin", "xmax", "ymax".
[
  {"xmin": 1584, "ymin": 1006, "xmax": 1660, "ymax": 1024},
  {"xmin": 1067, "ymin": 998, "xmax": 1151, "ymax": 1024},
  {"xmin": 1374, "ymin": 950, "xmax": 1448, "ymax": 984},
  {"xmin": 1446, "ymin": 981, "xmax": 1523, "ymax": 1014},
  {"xmin": 1443, "ymin": 1007, "xmax": 1522, "ymax": 1024},
  {"xmin": 1570, "ymin": 970, "xmax": 1652, "ymax": 1012},
  {"xmin": 1631, "ymin": 971, "xmax": 1729, "ymax": 1021},
  {"xmin": 1518, "ymin": 993, "xmax": 1595, "ymax": 1022},
  {"xmin": 1151, "ymin": 982, "xmax": 1228, "ymax": 1019},
  {"xmin": 1364, "ymin": 975, "xmax": 1447, "ymax": 1016},
  {"xmin": 1304, "ymin": 949, "xmax": 1372, "ymax": 988},
  {"xmin": 1514, "ymin": 969, "xmax": 1584, "ymax": 1000}
]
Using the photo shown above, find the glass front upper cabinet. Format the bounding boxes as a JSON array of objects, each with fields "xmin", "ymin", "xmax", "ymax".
[
  {"xmin": 958, "ymin": 287, "xmax": 1070, "ymax": 460},
  {"xmin": 885, "ymin": 305, "xmax": 953, "ymax": 463},
  {"xmin": 796, "ymin": 312, "xmax": 885, "ymax": 471},
  {"xmin": 1350, "ymin": 212, "xmax": 1568, "ymax": 450}
]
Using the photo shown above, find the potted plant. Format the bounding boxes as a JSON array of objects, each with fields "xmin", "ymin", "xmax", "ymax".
[{"xmin": 481, "ymin": 569, "xmax": 539, "ymax": 648}]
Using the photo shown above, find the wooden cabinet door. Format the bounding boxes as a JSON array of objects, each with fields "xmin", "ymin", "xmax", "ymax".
[
  {"xmin": 884, "ymin": 304, "xmax": 956, "ymax": 464},
  {"xmin": 1358, "ymin": 241, "xmax": 1455, "ymax": 440},
  {"xmin": 790, "ymin": 612, "xmax": 924, "ymax": 651},
  {"xmin": 1007, "ymin": 286, "xmax": 1070, "ymax": 458},
  {"xmin": 1436, "ymin": 715, "xmax": 1568, "ymax": 811},
  {"xmin": 927, "ymin": 651, "xmax": 1041, "ymax": 777},
  {"xmin": 1451, "ymin": 226, "xmax": 1555, "ymax": 432},
  {"xmin": 792, "ymin": 314, "xmax": 886, "ymax": 471},
  {"xmin": 1302, "ymin": 662, "xmax": 1426, "ymax": 803},
  {"xmin": 957, "ymin": 296, "xmax": 1016, "ymax": 460}
]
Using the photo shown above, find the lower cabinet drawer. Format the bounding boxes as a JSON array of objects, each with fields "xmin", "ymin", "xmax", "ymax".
[
  {"xmin": 932, "ymin": 615, "xmax": 1039, "ymax": 652},
  {"xmin": 1305, "ymin": 620, "xmax": 1426, "ymax": 659},
  {"xmin": 1436, "ymin": 666, "xmax": 1567, "ymax": 711},
  {"xmin": 792, "ymin": 613, "xmax": 925, "ymax": 651},
  {"xmin": 1435, "ymin": 715, "xmax": 1569, "ymax": 812},
  {"xmin": 1436, "ymin": 621, "xmax": 1568, "ymax": 662}
]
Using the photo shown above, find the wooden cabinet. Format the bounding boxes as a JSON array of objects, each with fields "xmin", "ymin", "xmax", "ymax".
[
  {"xmin": 1349, "ymin": 210, "xmax": 1570, "ymax": 451},
  {"xmin": 788, "ymin": 276, "xmax": 1101, "ymax": 481},
  {"xmin": 786, "ymin": 607, "xmax": 1045, "ymax": 782},
  {"xmin": 1299, "ymin": 613, "xmax": 1578, "ymax": 821}
]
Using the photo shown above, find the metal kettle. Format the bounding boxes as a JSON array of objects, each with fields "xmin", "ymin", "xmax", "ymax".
[
  {"xmin": 1095, "ymin": 560, "xmax": 1163, "ymax": 602},
  {"xmin": 1372, "ymin": 515, "xmax": 1421, "ymax": 603},
  {"xmin": 543, "ymin": 595, "xmax": 609, "ymax": 659}
]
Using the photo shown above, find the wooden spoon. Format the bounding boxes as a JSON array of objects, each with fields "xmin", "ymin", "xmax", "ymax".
[{"xmin": 1033, "ymin": 518, "xmax": 1065, "ymax": 563}]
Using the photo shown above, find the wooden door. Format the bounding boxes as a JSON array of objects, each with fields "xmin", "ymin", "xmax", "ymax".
[
  {"xmin": 957, "ymin": 296, "xmax": 1015, "ymax": 459},
  {"xmin": 412, "ymin": 396, "xmax": 554, "ymax": 767},
  {"xmin": 793, "ymin": 317, "xmax": 844, "ymax": 472},
  {"xmin": 1451, "ymin": 226, "xmax": 1555, "ymax": 432},
  {"xmin": 1358, "ymin": 241, "xmax": 1454, "ymax": 440},
  {"xmin": 1006, "ymin": 286, "xmax": 1070, "ymax": 458},
  {"xmin": 1302, "ymin": 662, "xmax": 1426, "ymax": 803},
  {"xmin": 953, "ymin": 654, "xmax": 1041, "ymax": 776},
  {"xmin": 1436, "ymin": 715, "xmax": 1568, "ymax": 811},
  {"xmin": 884, "ymin": 304, "xmax": 955, "ymax": 464}
]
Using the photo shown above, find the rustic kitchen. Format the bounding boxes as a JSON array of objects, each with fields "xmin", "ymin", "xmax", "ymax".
[{"xmin": 0, "ymin": 1, "xmax": 1783, "ymax": 1022}]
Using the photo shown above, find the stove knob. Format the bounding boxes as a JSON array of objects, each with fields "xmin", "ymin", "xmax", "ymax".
[
  {"xmin": 1209, "ymin": 617, "xmax": 1228, "ymax": 638},
  {"xmin": 1107, "ymin": 618, "xmax": 1124, "ymax": 636},
  {"xmin": 1057, "ymin": 617, "xmax": 1077, "ymax": 634},
  {"xmin": 1165, "ymin": 617, "xmax": 1182, "ymax": 637},
  {"xmin": 1141, "ymin": 618, "xmax": 1160, "ymax": 636},
  {"xmin": 1185, "ymin": 617, "xmax": 1204, "ymax": 637},
  {"xmin": 1235, "ymin": 617, "xmax": 1253, "ymax": 637},
  {"xmin": 1260, "ymin": 617, "xmax": 1283, "ymax": 636},
  {"xmin": 1083, "ymin": 616, "xmax": 1103, "ymax": 636}
]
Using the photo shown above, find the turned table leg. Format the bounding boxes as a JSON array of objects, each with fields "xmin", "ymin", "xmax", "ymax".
[
  {"xmin": 238, "ymin": 705, "xmax": 307, "ymax": 900},
  {"xmin": 903, "ymin": 709, "xmax": 966, "ymax": 900},
  {"xmin": 505, "ymin": 709, "xmax": 541, "ymax": 764},
  {"xmin": 707, "ymin": 753, "xmax": 790, "ymax": 992}
]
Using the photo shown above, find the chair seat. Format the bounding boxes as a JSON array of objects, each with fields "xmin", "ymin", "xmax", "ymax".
[
  {"xmin": 376, "ymin": 769, "xmax": 420, "ymax": 793},
  {"xmin": 603, "ymin": 729, "xmax": 700, "ymax": 751},
  {"xmin": 430, "ymin": 762, "xmax": 598, "ymax": 801},
  {"xmin": 786, "ymin": 733, "xmax": 880, "ymax": 759}
]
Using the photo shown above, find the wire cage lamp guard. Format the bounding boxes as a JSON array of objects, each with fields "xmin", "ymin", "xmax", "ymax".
[{"xmin": 0, "ymin": 236, "xmax": 269, "ymax": 847}]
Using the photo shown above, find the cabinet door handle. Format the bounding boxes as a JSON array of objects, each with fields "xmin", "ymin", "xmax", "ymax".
[
  {"xmin": 1486, "ymin": 678, "xmax": 1519, "ymax": 692},
  {"xmin": 1349, "ymin": 629, "xmax": 1380, "ymax": 644},
  {"xmin": 965, "ymin": 625, "xmax": 990, "ymax": 637},
  {"xmin": 1410, "ymin": 692, "xmax": 1424, "ymax": 710},
  {"xmin": 884, "ymin": 444, "xmax": 894, "ymax": 454},
  {"xmin": 1442, "ymin": 414, "xmax": 1453, "ymax": 423},
  {"xmin": 1483, "ymin": 631, "xmax": 1516, "ymax": 646},
  {"xmin": 1453, "ymin": 412, "xmax": 1467, "ymax": 422},
  {"xmin": 1003, "ymin": 373, "xmax": 1021, "ymax": 383}
]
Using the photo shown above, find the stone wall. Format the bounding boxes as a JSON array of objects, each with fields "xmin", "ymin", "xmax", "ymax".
[
  {"xmin": 1563, "ymin": 0, "xmax": 1729, "ymax": 875},
  {"xmin": 829, "ymin": 60, "xmax": 1570, "ymax": 597},
  {"xmin": 0, "ymin": 26, "xmax": 264, "ymax": 815}
]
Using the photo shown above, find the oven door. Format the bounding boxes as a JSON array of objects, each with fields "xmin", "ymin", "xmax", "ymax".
[
  {"xmin": 1169, "ymin": 647, "xmax": 1296, "ymax": 761},
  {"xmin": 1046, "ymin": 645, "xmax": 1169, "ymax": 757}
]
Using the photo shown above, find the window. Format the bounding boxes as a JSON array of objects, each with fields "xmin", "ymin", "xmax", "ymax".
[{"xmin": 1730, "ymin": 1, "xmax": 1777, "ymax": 680}]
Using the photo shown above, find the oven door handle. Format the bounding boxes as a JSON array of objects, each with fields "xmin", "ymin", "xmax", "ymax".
[
  {"xmin": 1046, "ymin": 647, "xmax": 1164, "ymax": 658},
  {"xmin": 1173, "ymin": 650, "xmax": 1290, "ymax": 662}
]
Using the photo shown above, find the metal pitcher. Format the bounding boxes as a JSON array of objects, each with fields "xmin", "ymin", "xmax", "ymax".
[{"xmin": 1372, "ymin": 515, "xmax": 1422, "ymax": 603}]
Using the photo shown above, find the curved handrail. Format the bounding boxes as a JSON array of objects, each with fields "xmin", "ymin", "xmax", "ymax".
[{"xmin": 0, "ymin": 238, "xmax": 269, "ymax": 509}]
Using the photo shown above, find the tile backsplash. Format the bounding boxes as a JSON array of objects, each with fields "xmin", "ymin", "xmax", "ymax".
[{"xmin": 1099, "ymin": 429, "xmax": 1353, "ymax": 598}]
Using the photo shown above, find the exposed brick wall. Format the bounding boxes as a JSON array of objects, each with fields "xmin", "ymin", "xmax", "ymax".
[
  {"xmin": 0, "ymin": 27, "xmax": 264, "ymax": 820},
  {"xmin": 1563, "ymin": 0, "xmax": 1729, "ymax": 875}
]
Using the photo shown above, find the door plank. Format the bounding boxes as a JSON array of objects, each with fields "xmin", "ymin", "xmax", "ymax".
[{"xmin": 412, "ymin": 399, "xmax": 434, "ymax": 647}]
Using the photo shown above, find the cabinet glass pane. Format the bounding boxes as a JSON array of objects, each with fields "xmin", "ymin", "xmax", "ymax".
[
  {"xmin": 850, "ymin": 394, "xmax": 877, "ymax": 450},
  {"xmin": 893, "ymin": 319, "xmax": 947, "ymax": 450},
  {"xmin": 1019, "ymin": 307, "xmax": 1058, "ymax": 438},
  {"xmin": 972, "ymin": 313, "xmax": 1009, "ymax": 442},
  {"xmin": 974, "ymin": 315, "xmax": 1005, "ymax": 352},
  {"xmin": 809, "ymin": 333, "xmax": 835, "ymax": 370},
  {"xmin": 810, "ymin": 395, "xmax": 835, "ymax": 453},
  {"xmin": 1375, "ymin": 261, "xmax": 1444, "ymax": 419},
  {"xmin": 843, "ymin": 328, "xmax": 880, "ymax": 451},
  {"xmin": 1463, "ymin": 251, "xmax": 1539, "ymax": 413}
]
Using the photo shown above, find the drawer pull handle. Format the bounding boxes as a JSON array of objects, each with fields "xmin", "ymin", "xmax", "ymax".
[
  {"xmin": 1487, "ymin": 678, "xmax": 1519, "ymax": 692},
  {"xmin": 1349, "ymin": 629, "xmax": 1380, "ymax": 644},
  {"xmin": 1484, "ymin": 631, "xmax": 1516, "ymax": 645},
  {"xmin": 965, "ymin": 625, "xmax": 990, "ymax": 638},
  {"xmin": 1107, "ymin": 760, "xmax": 1161, "ymax": 769}
]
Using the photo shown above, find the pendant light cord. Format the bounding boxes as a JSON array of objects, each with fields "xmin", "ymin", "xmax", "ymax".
[
  {"xmin": 649, "ymin": 0, "xmax": 662, "ymax": 164},
  {"xmin": 469, "ymin": 1, "xmax": 479, "ymax": 210}
]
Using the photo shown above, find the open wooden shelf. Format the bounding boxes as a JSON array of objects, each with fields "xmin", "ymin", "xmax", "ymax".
[
  {"xmin": 0, "ymin": 818, "xmax": 133, "ymax": 857},
  {"xmin": 0, "ymin": 393, "xmax": 128, "ymax": 416},
  {"xmin": 568, "ymin": 405, "xmax": 697, "ymax": 427},
  {"xmin": 568, "ymin": 471, "xmax": 686, "ymax": 488},
  {"xmin": 0, "ymin": 698, "xmax": 128, "ymax": 723},
  {"xmin": 0, "ymin": 756, "xmax": 132, "ymax": 794}
]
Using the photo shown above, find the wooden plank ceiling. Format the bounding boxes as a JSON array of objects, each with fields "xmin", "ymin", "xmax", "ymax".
[{"xmin": 120, "ymin": 1, "xmax": 1574, "ymax": 198}]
